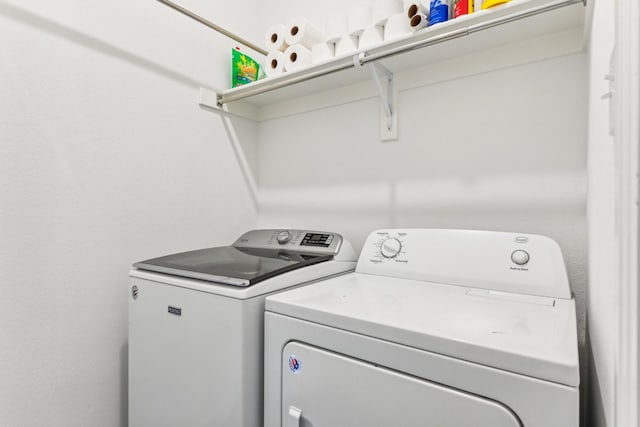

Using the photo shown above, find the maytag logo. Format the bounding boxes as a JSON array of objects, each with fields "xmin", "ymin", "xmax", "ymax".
[{"xmin": 168, "ymin": 306, "xmax": 182, "ymax": 316}]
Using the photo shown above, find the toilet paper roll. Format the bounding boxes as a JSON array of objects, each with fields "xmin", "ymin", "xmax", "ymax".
[
  {"xmin": 409, "ymin": 13, "xmax": 429, "ymax": 30},
  {"xmin": 312, "ymin": 42, "xmax": 335, "ymax": 63},
  {"xmin": 326, "ymin": 14, "xmax": 349, "ymax": 42},
  {"xmin": 348, "ymin": 5, "xmax": 373, "ymax": 36},
  {"xmin": 406, "ymin": 0, "xmax": 430, "ymax": 18},
  {"xmin": 265, "ymin": 50, "xmax": 286, "ymax": 77},
  {"xmin": 372, "ymin": 0, "xmax": 404, "ymax": 27},
  {"xmin": 384, "ymin": 12, "xmax": 412, "ymax": 41},
  {"xmin": 335, "ymin": 35, "xmax": 358, "ymax": 57},
  {"xmin": 285, "ymin": 16, "xmax": 326, "ymax": 50},
  {"xmin": 284, "ymin": 44, "xmax": 313, "ymax": 71},
  {"xmin": 264, "ymin": 24, "xmax": 289, "ymax": 52},
  {"xmin": 403, "ymin": 0, "xmax": 415, "ymax": 13},
  {"xmin": 358, "ymin": 26, "xmax": 384, "ymax": 50}
]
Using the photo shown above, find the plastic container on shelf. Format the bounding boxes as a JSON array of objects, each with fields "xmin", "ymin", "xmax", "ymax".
[
  {"xmin": 482, "ymin": 0, "xmax": 511, "ymax": 9},
  {"xmin": 453, "ymin": 0, "xmax": 474, "ymax": 18},
  {"xmin": 429, "ymin": 0, "xmax": 450, "ymax": 25}
]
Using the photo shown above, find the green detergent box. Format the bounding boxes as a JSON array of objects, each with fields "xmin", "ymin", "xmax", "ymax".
[{"xmin": 232, "ymin": 47, "xmax": 261, "ymax": 88}]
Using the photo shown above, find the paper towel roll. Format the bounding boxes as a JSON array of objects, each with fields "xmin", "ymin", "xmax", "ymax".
[
  {"xmin": 409, "ymin": 13, "xmax": 429, "ymax": 30},
  {"xmin": 384, "ymin": 12, "xmax": 412, "ymax": 40},
  {"xmin": 312, "ymin": 42, "xmax": 335, "ymax": 64},
  {"xmin": 372, "ymin": 0, "xmax": 404, "ymax": 27},
  {"xmin": 284, "ymin": 44, "xmax": 313, "ymax": 71},
  {"xmin": 285, "ymin": 17, "xmax": 326, "ymax": 49},
  {"xmin": 335, "ymin": 35, "xmax": 358, "ymax": 57},
  {"xmin": 406, "ymin": 0, "xmax": 430, "ymax": 18},
  {"xmin": 265, "ymin": 50, "xmax": 286, "ymax": 77},
  {"xmin": 359, "ymin": 26, "xmax": 384, "ymax": 50},
  {"xmin": 265, "ymin": 24, "xmax": 289, "ymax": 52},
  {"xmin": 326, "ymin": 14, "xmax": 349, "ymax": 42},
  {"xmin": 348, "ymin": 5, "xmax": 372, "ymax": 36}
]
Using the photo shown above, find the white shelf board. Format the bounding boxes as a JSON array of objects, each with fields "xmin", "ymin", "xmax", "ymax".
[{"xmin": 219, "ymin": 0, "xmax": 585, "ymax": 108}]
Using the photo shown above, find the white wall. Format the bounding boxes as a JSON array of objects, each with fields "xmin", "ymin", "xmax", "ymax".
[
  {"xmin": 254, "ymin": 0, "xmax": 589, "ymax": 410},
  {"xmin": 0, "ymin": 1, "xmax": 258, "ymax": 425}
]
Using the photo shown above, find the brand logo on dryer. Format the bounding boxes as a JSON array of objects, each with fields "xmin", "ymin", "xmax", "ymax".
[{"xmin": 288, "ymin": 355, "xmax": 302, "ymax": 374}]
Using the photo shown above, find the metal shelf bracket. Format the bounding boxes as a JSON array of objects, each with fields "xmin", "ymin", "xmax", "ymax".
[{"xmin": 369, "ymin": 62, "xmax": 398, "ymax": 141}]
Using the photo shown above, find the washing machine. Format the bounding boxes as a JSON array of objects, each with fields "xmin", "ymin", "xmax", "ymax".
[
  {"xmin": 128, "ymin": 229, "xmax": 356, "ymax": 427},
  {"xmin": 264, "ymin": 229, "xmax": 579, "ymax": 427}
]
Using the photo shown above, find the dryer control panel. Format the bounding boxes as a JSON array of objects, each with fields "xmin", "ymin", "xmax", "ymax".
[
  {"xmin": 233, "ymin": 229, "xmax": 343, "ymax": 255},
  {"xmin": 356, "ymin": 229, "xmax": 571, "ymax": 299}
]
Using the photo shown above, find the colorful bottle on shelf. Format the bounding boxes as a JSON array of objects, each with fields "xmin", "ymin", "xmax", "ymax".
[
  {"xmin": 453, "ymin": 0, "xmax": 474, "ymax": 17},
  {"xmin": 429, "ymin": 0, "xmax": 450, "ymax": 25},
  {"xmin": 481, "ymin": 0, "xmax": 511, "ymax": 9}
]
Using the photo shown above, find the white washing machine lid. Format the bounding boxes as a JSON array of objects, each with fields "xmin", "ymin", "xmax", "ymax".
[
  {"xmin": 265, "ymin": 272, "xmax": 580, "ymax": 387},
  {"xmin": 133, "ymin": 230, "xmax": 346, "ymax": 287}
]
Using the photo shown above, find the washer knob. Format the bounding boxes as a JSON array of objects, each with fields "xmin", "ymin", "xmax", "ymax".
[
  {"xmin": 277, "ymin": 230, "xmax": 292, "ymax": 244},
  {"xmin": 381, "ymin": 238, "xmax": 402, "ymax": 258},
  {"xmin": 511, "ymin": 250, "xmax": 530, "ymax": 265}
]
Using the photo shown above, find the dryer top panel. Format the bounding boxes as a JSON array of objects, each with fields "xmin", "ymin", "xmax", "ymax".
[
  {"xmin": 265, "ymin": 272, "xmax": 579, "ymax": 387},
  {"xmin": 356, "ymin": 229, "xmax": 571, "ymax": 299}
]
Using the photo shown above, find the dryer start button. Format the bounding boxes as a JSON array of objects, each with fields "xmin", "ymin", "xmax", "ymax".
[{"xmin": 511, "ymin": 250, "xmax": 530, "ymax": 265}]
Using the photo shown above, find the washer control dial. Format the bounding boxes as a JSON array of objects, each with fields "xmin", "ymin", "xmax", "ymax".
[
  {"xmin": 276, "ymin": 230, "xmax": 292, "ymax": 244},
  {"xmin": 381, "ymin": 238, "xmax": 402, "ymax": 259},
  {"xmin": 511, "ymin": 249, "xmax": 530, "ymax": 265}
]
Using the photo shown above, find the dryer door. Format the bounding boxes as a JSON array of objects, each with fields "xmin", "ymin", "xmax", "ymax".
[{"xmin": 281, "ymin": 342, "xmax": 522, "ymax": 427}]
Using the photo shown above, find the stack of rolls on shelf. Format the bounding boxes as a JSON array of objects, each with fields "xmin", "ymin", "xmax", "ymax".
[
  {"xmin": 260, "ymin": 0, "xmax": 511, "ymax": 78},
  {"xmin": 264, "ymin": 23, "xmax": 289, "ymax": 77},
  {"xmin": 264, "ymin": 17, "xmax": 327, "ymax": 77}
]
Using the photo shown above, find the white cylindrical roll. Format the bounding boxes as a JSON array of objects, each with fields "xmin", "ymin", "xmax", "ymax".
[
  {"xmin": 312, "ymin": 42, "xmax": 335, "ymax": 64},
  {"xmin": 359, "ymin": 26, "xmax": 384, "ymax": 50},
  {"xmin": 265, "ymin": 50, "xmax": 286, "ymax": 77},
  {"xmin": 335, "ymin": 35, "xmax": 358, "ymax": 57},
  {"xmin": 264, "ymin": 24, "xmax": 289, "ymax": 52},
  {"xmin": 409, "ymin": 13, "xmax": 429, "ymax": 30},
  {"xmin": 372, "ymin": 0, "xmax": 404, "ymax": 27},
  {"xmin": 405, "ymin": 0, "xmax": 429, "ymax": 18},
  {"xmin": 348, "ymin": 5, "xmax": 372, "ymax": 36},
  {"xmin": 284, "ymin": 16, "xmax": 326, "ymax": 50},
  {"xmin": 384, "ymin": 12, "xmax": 412, "ymax": 41},
  {"xmin": 284, "ymin": 44, "xmax": 313, "ymax": 71},
  {"xmin": 326, "ymin": 14, "xmax": 349, "ymax": 42}
]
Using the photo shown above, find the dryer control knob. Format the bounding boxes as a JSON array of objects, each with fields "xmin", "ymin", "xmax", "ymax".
[
  {"xmin": 511, "ymin": 250, "xmax": 530, "ymax": 265},
  {"xmin": 381, "ymin": 238, "xmax": 402, "ymax": 259},
  {"xmin": 277, "ymin": 230, "xmax": 292, "ymax": 244}
]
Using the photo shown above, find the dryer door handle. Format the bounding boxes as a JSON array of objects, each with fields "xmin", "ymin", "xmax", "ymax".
[{"xmin": 288, "ymin": 406, "xmax": 302, "ymax": 427}]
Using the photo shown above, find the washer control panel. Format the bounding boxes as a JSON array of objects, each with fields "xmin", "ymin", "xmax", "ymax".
[
  {"xmin": 233, "ymin": 229, "xmax": 343, "ymax": 255},
  {"xmin": 356, "ymin": 229, "xmax": 570, "ymax": 299}
]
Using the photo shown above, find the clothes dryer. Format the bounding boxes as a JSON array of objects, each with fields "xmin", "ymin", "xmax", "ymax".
[
  {"xmin": 128, "ymin": 229, "xmax": 356, "ymax": 427},
  {"xmin": 264, "ymin": 229, "xmax": 579, "ymax": 427}
]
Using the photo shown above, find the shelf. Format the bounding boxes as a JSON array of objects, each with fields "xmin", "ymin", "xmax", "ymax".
[{"xmin": 218, "ymin": 0, "xmax": 585, "ymax": 107}]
